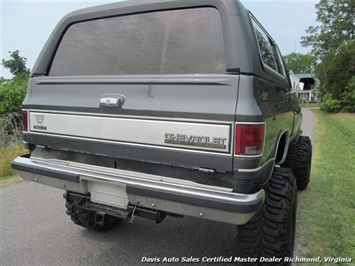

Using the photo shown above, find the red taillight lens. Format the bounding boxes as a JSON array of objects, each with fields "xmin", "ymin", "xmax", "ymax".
[
  {"xmin": 235, "ymin": 124, "xmax": 265, "ymax": 155},
  {"xmin": 22, "ymin": 110, "xmax": 28, "ymax": 132}
]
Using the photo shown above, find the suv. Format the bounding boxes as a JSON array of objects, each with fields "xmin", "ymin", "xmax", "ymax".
[{"xmin": 12, "ymin": 0, "xmax": 312, "ymax": 261}]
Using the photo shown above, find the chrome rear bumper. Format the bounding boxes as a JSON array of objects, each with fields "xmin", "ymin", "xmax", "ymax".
[{"xmin": 12, "ymin": 155, "xmax": 264, "ymax": 225}]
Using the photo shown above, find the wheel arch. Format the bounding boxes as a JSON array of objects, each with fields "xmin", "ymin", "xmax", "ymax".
[
  {"xmin": 258, "ymin": 130, "xmax": 290, "ymax": 187},
  {"xmin": 274, "ymin": 130, "xmax": 290, "ymax": 165}
]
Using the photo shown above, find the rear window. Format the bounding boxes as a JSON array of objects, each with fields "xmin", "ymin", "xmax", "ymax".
[{"xmin": 49, "ymin": 7, "xmax": 226, "ymax": 76}]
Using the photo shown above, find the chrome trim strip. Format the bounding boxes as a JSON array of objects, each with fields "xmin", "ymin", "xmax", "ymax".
[
  {"xmin": 34, "ymin": 75, "xmax": 232, "ymax": 85},
  {"xmin": 27, "ymin": 109, "xmax": 233, "ymax": 124},
  {"xmin": 236, "ymin": 158, "xmax": 275, "ymax": 173}
]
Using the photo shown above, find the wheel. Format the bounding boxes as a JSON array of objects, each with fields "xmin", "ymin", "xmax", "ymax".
[
  {"xmin": 65, "ymin": 200, "xmax": 121, "ymax": 231},
  {"xmin": 283, "ymin": 136, "xmax": 312, "ymax": 190},
  {"xmin": 292, "ymin": 136, "xmax": 312, "ymax": 190},
  {"xmin": 235, "ymin": 167, "xmax": 297, "ymax": 265}
]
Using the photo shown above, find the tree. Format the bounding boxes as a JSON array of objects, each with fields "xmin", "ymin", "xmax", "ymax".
[
  {"xmin": 312, "ymin": 49, "xmax": 335, "ymax": 98},
  {"xmin": 283, "ymin": 52, "xmax": 316, "ymax": 73},
  {"xmin": 1, "ymin": 50, "xmax": 30, "ymax": 76},
  {"xmin": 0, "ymin": 50, "xmax": 30, "ymax": 116},
  {"xmin": 301, "ymin": 0, "xmax": 354, "ymax": 60},
  {"xmin": 301, "ymin": 0, "xmax": 354, "ymax": 112},
  {"xmin": 1, "ymin": 51, "xmax": 30, "ymax": 148},
  {"xmin": 321, "ymin": 40, "xmax": 355, "ymax": 112},
  {"xmin": 0, "ymin": 72, "xmax": 29, "ymax": 116}
]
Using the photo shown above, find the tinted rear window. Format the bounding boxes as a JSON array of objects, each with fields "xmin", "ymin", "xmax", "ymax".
[{"xmin": 49, "ymin": 7, "xmax": 225, "ymax": 76}]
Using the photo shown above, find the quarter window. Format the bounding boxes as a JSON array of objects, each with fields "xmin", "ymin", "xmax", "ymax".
[{"xmin": 251, "ymin": 16, "xmax": 286, "ymax": 77}]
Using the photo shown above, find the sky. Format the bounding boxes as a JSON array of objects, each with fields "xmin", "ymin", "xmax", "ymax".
[{"xmin": 1, "ymin": 0, "xmax": 319, "ymax": 78}]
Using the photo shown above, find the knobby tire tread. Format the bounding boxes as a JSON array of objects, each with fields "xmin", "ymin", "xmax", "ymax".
[
  {"xmin": 235, "ymin": 167, "xmax": 297, "ymax": 266},
  {"xmin": 283, "ymin": 136, "xmax": 312, "ymax": 190}
]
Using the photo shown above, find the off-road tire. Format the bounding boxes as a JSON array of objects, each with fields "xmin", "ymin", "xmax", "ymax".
[
  {"xmin": 65, "ymin": 201, "xmax": 121, "ymax": 231},
  {"xmin": 283, "ymin": 136, "xmax": 312, "ymax": 190},
  {"xmin": 235, "ymin": 167, "xmax": 297, "ymax": 265}
]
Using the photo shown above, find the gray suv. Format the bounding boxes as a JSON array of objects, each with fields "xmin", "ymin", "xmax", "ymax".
[{"xmin": 12, "ymin": 0, "xmax": 312, "ymax": 262}]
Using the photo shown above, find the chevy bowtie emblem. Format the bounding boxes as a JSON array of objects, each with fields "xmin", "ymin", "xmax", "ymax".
[{"xmin": 35, "ymin": 115, "xmax": 45, "ymax": 124}]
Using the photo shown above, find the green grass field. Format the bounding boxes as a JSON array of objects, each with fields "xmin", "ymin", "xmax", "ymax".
[
  {"xmin": 296, "ymin": 111, "xmax": 355, "ymax": 264},
  {"xmin": 0, "ymin": 145, "xmax": 27, "ymax": 181}
]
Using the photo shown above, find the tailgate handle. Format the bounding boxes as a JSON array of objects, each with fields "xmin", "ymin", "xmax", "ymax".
[{"xmin": 100, "ymin": 95, "xmax": 125, "ymax": 108}]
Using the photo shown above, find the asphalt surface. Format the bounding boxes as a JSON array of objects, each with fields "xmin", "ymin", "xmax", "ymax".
[
  {"xmin": 0, "ymin": 181, "xmax": 236, "ymax": 266},
  {"xmin": 300, "ymin": 108, "xmax": 316, "ymax": 144},
  {"xmin": 0, "ymin": 109, "xmax": 316, "ymax": 266}
]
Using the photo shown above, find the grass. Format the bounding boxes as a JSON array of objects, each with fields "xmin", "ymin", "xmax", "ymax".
[
  {"xmin": 297, "ymin": 111, "xmax": 355, "ymax": 264},
  {"xmin": 0, "ymin": 144, "xmax": 28, "ymax": 181}
]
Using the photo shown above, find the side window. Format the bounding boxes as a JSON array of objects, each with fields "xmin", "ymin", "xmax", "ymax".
[
  {"xmin": 252, "ymin": 20, "xmax": 277, "ymax": 71},
  {"xmin": 251, "ymin": 16, "xmax": 286, "ymax": 77}
]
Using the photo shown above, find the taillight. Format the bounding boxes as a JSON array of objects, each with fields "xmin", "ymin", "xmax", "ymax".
[
  {"xmin": 22, "ymin": 110, "xmax": 28, "ymax": 132},
  {"xmin": 235, "ymin": 124, "xmax": 265, "ymax": 156}
]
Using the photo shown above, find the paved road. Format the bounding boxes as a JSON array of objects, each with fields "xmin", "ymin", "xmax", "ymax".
[
  {"xmin": 301, "ymin": 108, "xmax": 316, "ymax": 143},
  {"xmin": 293, "ymin": 108, "xmax": 316, "ymax": 259},
  {"xmin": 0, "ymin": 110, "xmax": 316, "ymax": 266},
  {"xmin": 1, "ymin": 181, "xmax": 236, "ymax": 266}
]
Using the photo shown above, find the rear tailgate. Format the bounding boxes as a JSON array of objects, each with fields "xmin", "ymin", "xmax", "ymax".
[
  {"xmin": 23, "ymin": 5, "xmax": 239, "ymax": 173},
  {"xmin": 24, "ymin": 75, "xmax": 238, "ymax": 172}
]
